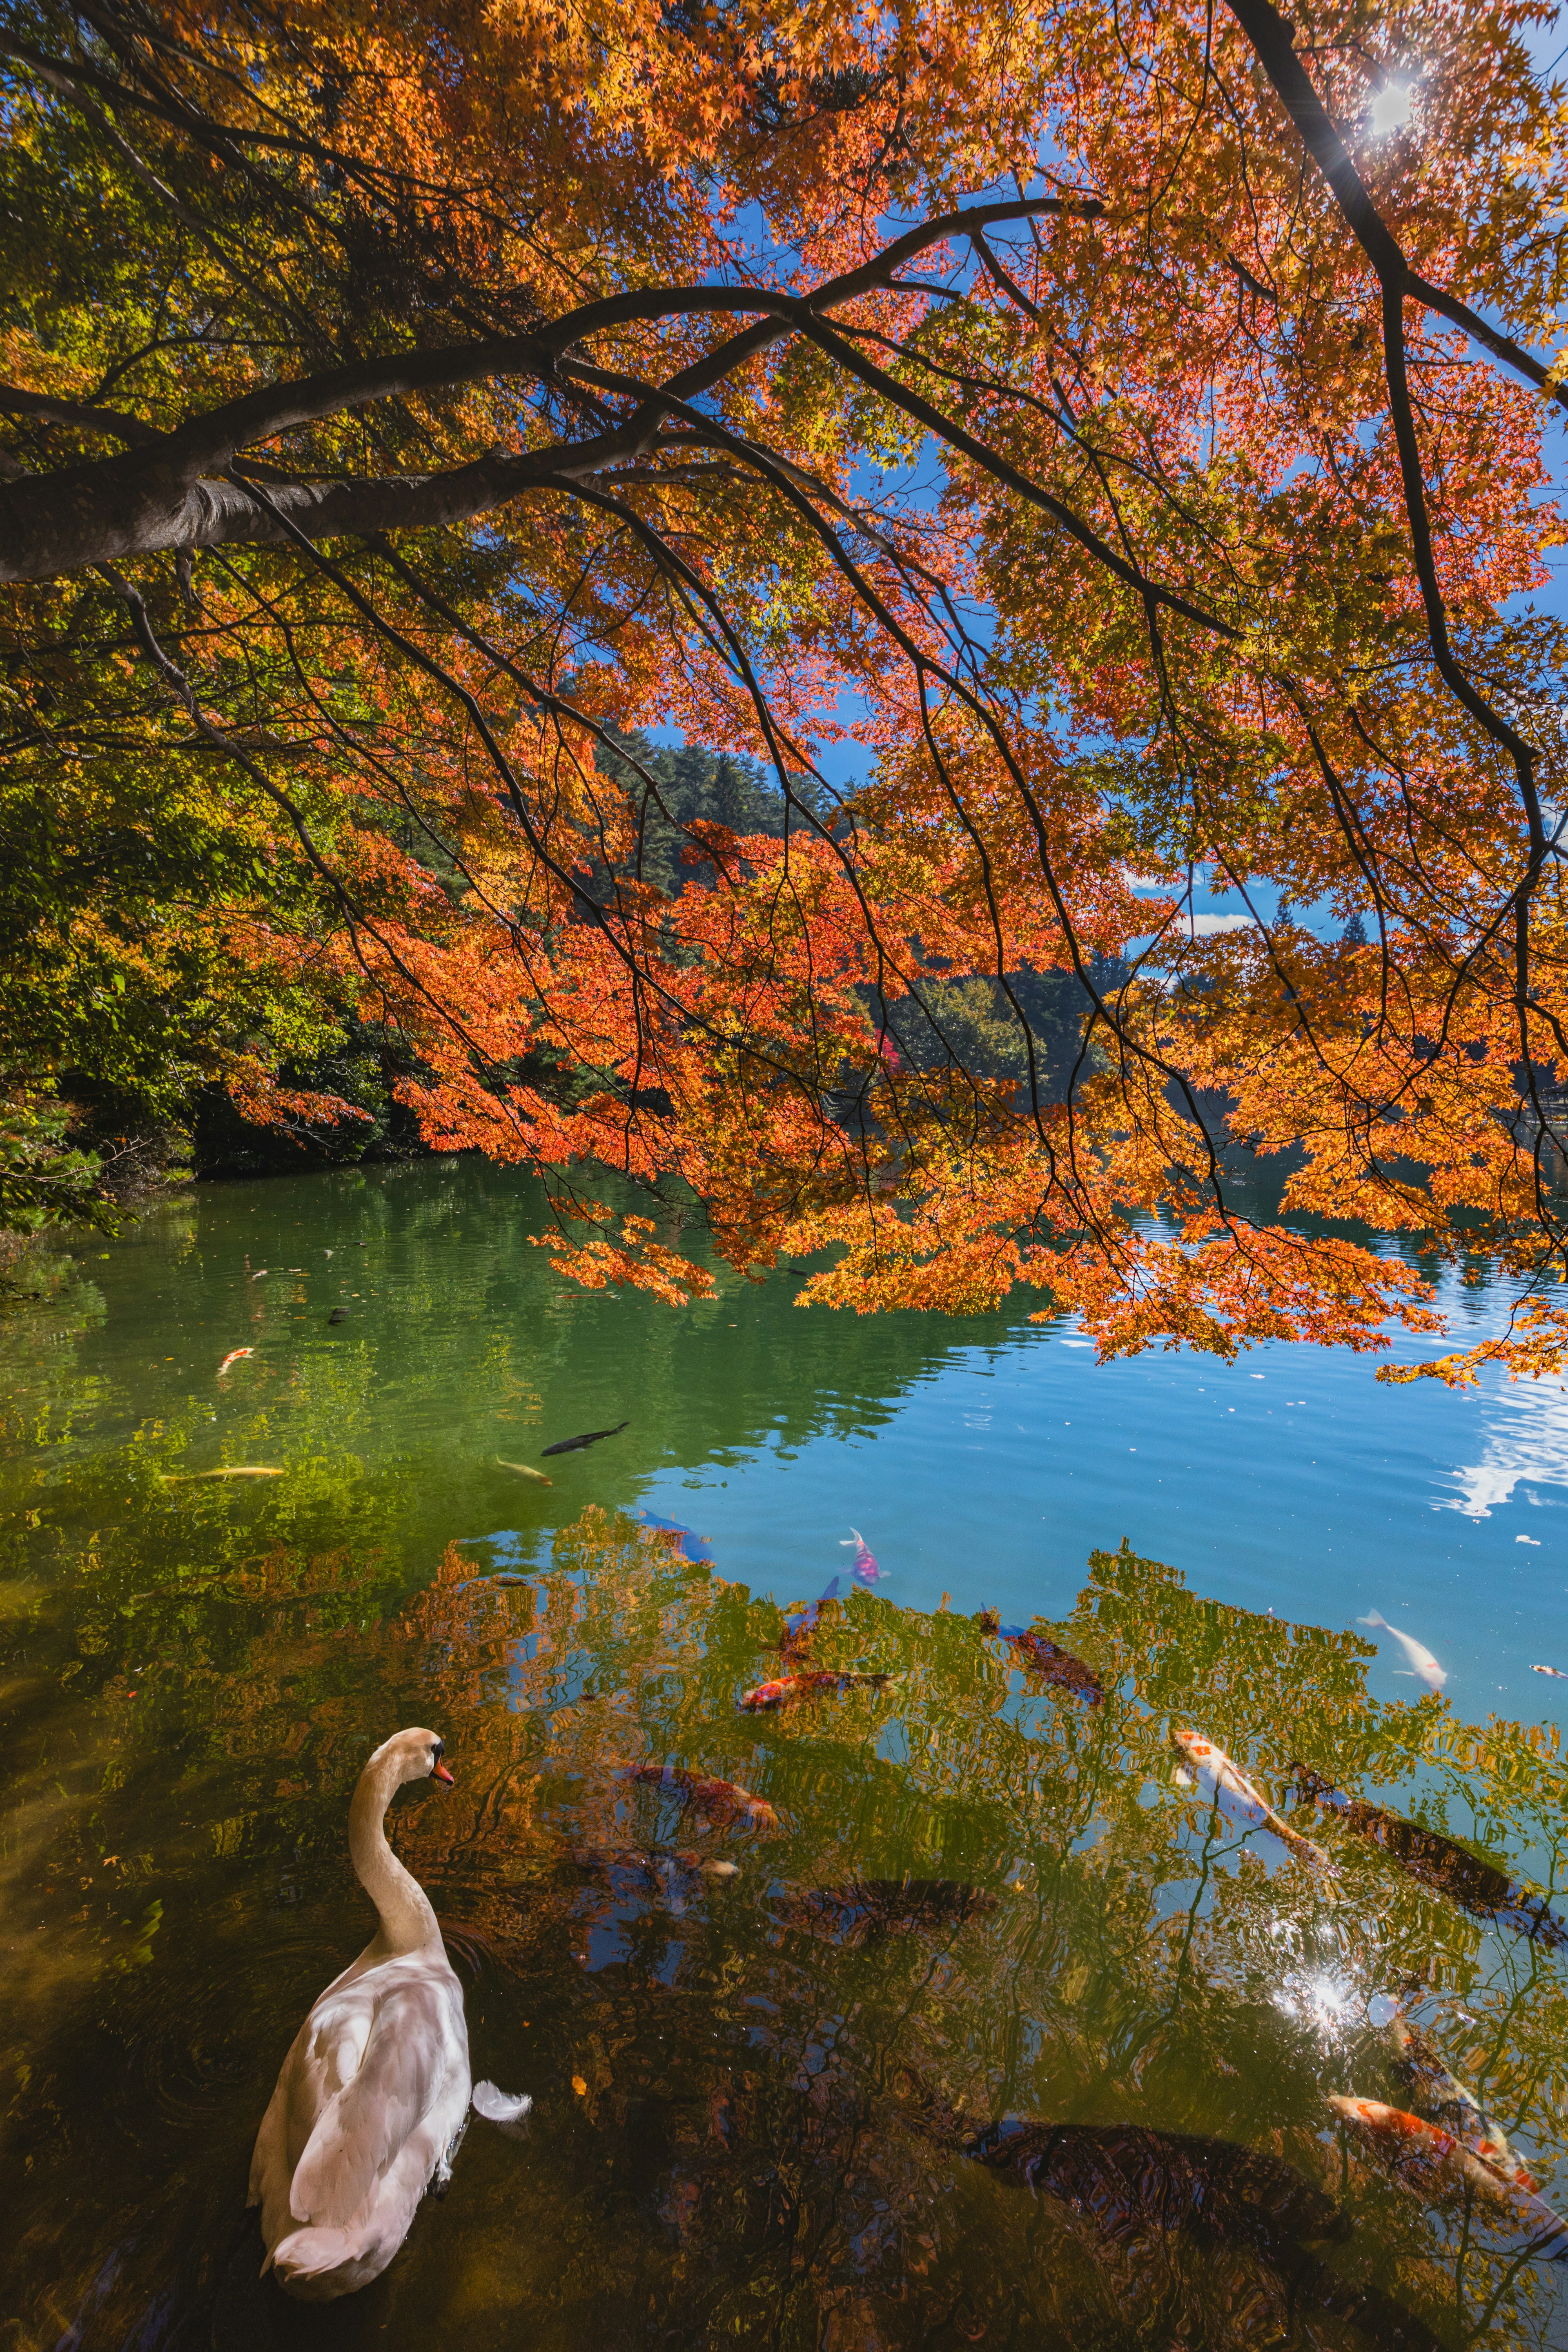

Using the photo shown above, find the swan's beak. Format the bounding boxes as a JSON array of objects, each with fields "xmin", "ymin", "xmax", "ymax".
[{"xmin": 433, "ymin": 1760, "xmax": 455, "ymax": 1785}]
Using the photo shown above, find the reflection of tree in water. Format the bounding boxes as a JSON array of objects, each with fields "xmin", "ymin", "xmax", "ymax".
[
  {"xmin": 0, "ymin": 1155, "xmax": 1056, "ymax": 1612},
  {"xmin": 9, "ymin": 1505, "xmax": 1568, "ymax": 2346}
]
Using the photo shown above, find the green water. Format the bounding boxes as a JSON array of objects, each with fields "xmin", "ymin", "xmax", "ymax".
[{"xmin": 4, "ymin": 1159, "xmax": 1568, "ymax": 2349}]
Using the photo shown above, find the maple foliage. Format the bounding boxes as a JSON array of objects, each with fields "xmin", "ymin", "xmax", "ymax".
[{"xmin": 4, "ymin": 0, "xmax": 1568, "ymax": 1374}]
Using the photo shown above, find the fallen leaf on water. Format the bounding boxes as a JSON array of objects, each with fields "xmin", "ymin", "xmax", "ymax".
[{"xmin": 572, "ymin": 2074, "xmax": 588, "ymax": 2096}]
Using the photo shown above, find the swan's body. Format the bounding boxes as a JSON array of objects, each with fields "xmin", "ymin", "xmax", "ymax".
[{"xmin": 247, "ymin": 1727, "xmax": 471, "ymax": 2300}]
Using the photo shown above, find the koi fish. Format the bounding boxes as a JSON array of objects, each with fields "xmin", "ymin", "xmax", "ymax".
[
  {"xmin": 840, "ymin": 1526, "xmax": 888, "ymax": 1583},
  {"xmin": 541, "ymin": 1419, "xmax": 629, "ymax": 1457},
  {"xmin": 1293, "ymin": 1764, "xmax": 1567, "ymax": 1947},
  {"xmin": 1383, "ymin": 2006, "xmax": 1530, "ymax": 2187},
  {"xmin": 496, "ymin": 1457, "xmax": 552, "ymax": 1485},
  {"xmin": 163, "ymin": 1465, "xmax": 283, "ymax": 1479},
  {"xmin": 625, "ymin": 1763, "xmax": 778, "ymax": 1831},
  {"xmin": 1172, "ymin": 1728, "xmax": 1335, "ymax": 1870},
  {"xmin": 1327, "ymin": 2097, "xmax": 1568, "ymax": 2257},
  {"xmin": 963, "ymin": 2118, "xmax": 1448, "ymax": 2348},
  {"xmin": 568, "ymin": 1846, "xmax": 738, "ymax": 1915},
  {"xmin": 740, "ymin": 1667, "xmax": 893, "ymax": 1711},
  {"xmin": 968, "ymin": 2120, "xmax": 1347, "ymax": 2248},
  {"xmin": 976, "ymin": 1610, "xmax": 1103, "ymax": 1704},
  {"xmin": 1358, "ymin": 1609, "xmax": 1446, "ymax": 1691},
  {"xmin": 1013, "ymin": 1630, "xmax": 1103, "ymax": 1704},
  {"xmin": 1532, "ymin": 1663, "xmax": 1568, "ymax": 1679},
  {"xmin": 638, "ymin": 1512, "xmax": 714, "ymax": 1564},
  {"xmin": 216, "ymin": 1348, "xmax": 254, "ymax": 1376},
  {"xmin": 780, "ymin": 1577, "xmax": 841, "ymax": 1662},
  {"xmin": 794, "ymin": 1878, "xmax": 999, "ymax": 1939}
]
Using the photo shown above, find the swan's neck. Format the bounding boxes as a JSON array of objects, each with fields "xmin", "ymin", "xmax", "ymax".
[{"xmin": 349, "ymin": 1756, "xmax": 441, "ymax": 1958}]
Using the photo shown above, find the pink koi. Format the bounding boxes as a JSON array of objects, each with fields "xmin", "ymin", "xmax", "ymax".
[{"xmin": 840, "ymin": 1526, "xmax": 888, "ymax": 1584}]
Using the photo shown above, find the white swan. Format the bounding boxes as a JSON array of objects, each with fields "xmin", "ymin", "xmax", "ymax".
[{"xmin": 247, "ymin": 1726, "xmax": 472, "ymax": 2300}]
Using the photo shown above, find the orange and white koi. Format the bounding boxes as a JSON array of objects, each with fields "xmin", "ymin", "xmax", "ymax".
[
  {"xmin": 1170, "ymin": 1728, "xmax": 1335, "ymax": 1871},
  {"xmin": 1328, "ymin": 2097, "xmax": 1568, "ymax": 2257},
  {"xmin": 216, "ymin": 1348, "xmax": 254, "ymax": 1376}
]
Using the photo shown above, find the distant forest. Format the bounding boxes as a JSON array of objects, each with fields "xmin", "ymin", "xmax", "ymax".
[
  {"xmin": 600, "ymin": 732, "xmax": 1122, "ymax": 1108},
  {"xmin": 595, "ymin": 731, "xmax": 821, "ymax": 896}
]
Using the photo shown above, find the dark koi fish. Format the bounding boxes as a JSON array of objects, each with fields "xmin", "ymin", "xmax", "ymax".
[
  {"xmin": 1329, "ymin": 2097, "xmax": 1568, "ymax": 2257},
  {"xmin": 541, "ymin": 1419, "xmax": 629, "ymax": 1456},
  {"xmin": 1293, "ymin": 1764, "xmax": 1568, "ymax": 1947},
  {"xmin": 967, "ymin": 2119, "xmax": 1347, "ymax": 2251},
  {"xmin": 962, "ymin": 2118, "xmax": 1447, "ymax": 2348},
  {"xmin": 638, "ymin": 1512, "xmax": 713, "ymax": 1563},
  {"xmin": 567, "ymin": 1846, "xmax": 739, "ymax": 1913},
  {"xmin": 625, "ymin": 1763, "xmax": 779, "ymax": 1831},
  {"xmin": 795, "ymin": 1878, "xmax": 999, "ymax": 1938},
  {"xmin": 975, "ymin": 1608, "xmax": 1103, "ymax": 1705},
  {"xmin": 779, "ymin": 1577, "xmax": 841, "ymax": 1664},
  {"xmin": 740, "ymin": 1667, "xmax": 893, "ymax": 1711}
]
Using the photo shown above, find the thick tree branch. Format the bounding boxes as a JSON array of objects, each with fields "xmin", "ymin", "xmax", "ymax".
[
  {"xmin": 0, "ymin": 198, "xmax": 1085, "ymax": 583},
  {"xmin": 0, "ymin": 383, "xmax": 160, "ymax": 446}
]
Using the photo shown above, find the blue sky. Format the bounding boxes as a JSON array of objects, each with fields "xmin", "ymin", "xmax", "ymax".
[{"xmin": 645, "ymin": 18, "xmax": 1567, "ymax": 951}]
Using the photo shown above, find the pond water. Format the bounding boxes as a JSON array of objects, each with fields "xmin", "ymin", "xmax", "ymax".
[{"xmin": 5, "ymin": 1157, "xmax": 1568, "ymax": 2349}]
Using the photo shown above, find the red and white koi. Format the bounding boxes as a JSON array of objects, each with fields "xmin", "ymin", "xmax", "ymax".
[
  {"xmin": 216, "ymin": 1347, "xmax": 254, "ymax": 1377},
  {"xmin": 740, "ymin": 1668, "xmax": 893, "ymax": 1711},
  {"xmin": 1384, "ymin": 2007, "xmax": 1530, "ymax": 2188},
  {"xmin": 1328, "ymin": 2097, "xmax": 1568, "ymax": 2257},
  {"xmin": 625, "ymin": 1763, "xmax": 779, "ymax": 1832},
  {"xmin": 1170, "ymin": 1728, "xmax": 1335, "ymax": 1871}
]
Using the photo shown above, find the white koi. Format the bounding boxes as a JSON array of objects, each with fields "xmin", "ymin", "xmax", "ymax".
[
  {"xmin": 1358, "ymin": 1610, "xmax": 1446, "ymax": 1691},
  {"xmin": 164, "ymin": 1466, "xmax": 283, "ymax": 1480}
]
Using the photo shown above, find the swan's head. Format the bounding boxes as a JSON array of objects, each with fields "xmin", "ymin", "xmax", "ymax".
[{"xmin": 378, "ymin": 1725, "xmax": 455, "ymax": 1788}]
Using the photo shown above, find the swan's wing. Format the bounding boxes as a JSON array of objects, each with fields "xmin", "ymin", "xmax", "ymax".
[{"xmin": 288, "ymin": 1976, "xmax": 461, "ymax": 2228}]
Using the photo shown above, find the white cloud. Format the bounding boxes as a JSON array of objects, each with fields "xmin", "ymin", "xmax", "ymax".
[
  {"xmin": 1441, "ymin": 1379, "xmax": 1568, "ymax": 1517},
  {"xmin": 1188, "ymin": 913, "xmax": 1255, "ymax": 937}
]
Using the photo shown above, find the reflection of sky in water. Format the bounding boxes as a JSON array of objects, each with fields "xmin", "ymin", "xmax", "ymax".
[{"xmin": 1441, "ymin": 1376, "xmax": 1568, "ymax": 1519}]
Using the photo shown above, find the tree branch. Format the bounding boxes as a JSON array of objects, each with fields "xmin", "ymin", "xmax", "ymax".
[
  {"xmin": 0, "ymin": 197, "xmax": 1090, "ymax": 583},
  {"xmin": 1223, "ymin": 0, "xmax": 1568, "ymax": 408}
]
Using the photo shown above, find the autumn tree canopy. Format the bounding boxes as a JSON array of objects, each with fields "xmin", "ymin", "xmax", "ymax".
[{"xmin": 4, "ymin": 0, "xmax": 1568, "ymax": 1377}]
